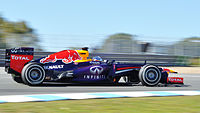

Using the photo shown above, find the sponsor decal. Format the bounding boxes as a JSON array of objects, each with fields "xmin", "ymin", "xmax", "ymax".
[
  {"xmin": 11, "ymin": 49, "xmax": 25, "ymax": 53},
  {"xmin": 10, "ymin": 48, "xmax": 33, "ymax": 54},
  {"xmin": 44, "ymin": 65, "xmax": 64, "ymax": 69},
  {"xmin": 11, "ymin": 55, "xmax": 30, "ymax": 60},
  {"xmin": 40, "ymin": 50, "xmax": 82, "ymax": 64},
  {"xmin": 167, "ymin": 77, "xmax": 183, "ymax": 83},
  {"xmin": 90, "ymin": 66, "xmax": 103, "ymax": 74},
  {"xmin": 11, "ymin": 49, "xmax": 18, "ymax": 53},
  {"xmin": 10, "ymin": 55, "xmax": 33, "ymax": 73},
  {"xmin": 83, "ymin": 75, "xmax": 106, "ymax": 80}
]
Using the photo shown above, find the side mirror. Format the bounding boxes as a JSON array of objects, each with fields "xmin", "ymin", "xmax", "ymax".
[
  {"xmin": 111, "ymin": 60, "xmax": 115, "ymax": 64},
  {"xmin": 103, "ymin": 60, "xmax": 109, "ymax": 63}
]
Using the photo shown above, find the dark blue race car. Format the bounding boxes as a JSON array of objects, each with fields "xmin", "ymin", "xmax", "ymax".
[{"xmin": 5, "ymin": 47, "xmax": 183, "ymax": 86}]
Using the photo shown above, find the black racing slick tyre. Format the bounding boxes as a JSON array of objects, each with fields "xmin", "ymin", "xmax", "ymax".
[
  {"xmin": 139, "ymin": 65, "xmax": 161, "ymax": 86},
  {"xmin": 21, "ymin": 63, "xmax": 45, "ymax": 86}
]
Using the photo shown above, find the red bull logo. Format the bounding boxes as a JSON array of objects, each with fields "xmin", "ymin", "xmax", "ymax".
[{"xmin": 40, "ymin": 50, "xmax": 82, "ymax": 64}]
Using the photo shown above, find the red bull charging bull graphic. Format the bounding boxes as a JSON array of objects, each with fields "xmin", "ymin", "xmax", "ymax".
[{"xmin": 40, "ymin": 50, "xmax": 82, "ymax": 64}]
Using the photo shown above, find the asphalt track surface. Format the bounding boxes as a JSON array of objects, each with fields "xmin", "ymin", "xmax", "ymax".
[{"xmin": 0, "ymin": 68, "xmax": 200, "ymax": 96}]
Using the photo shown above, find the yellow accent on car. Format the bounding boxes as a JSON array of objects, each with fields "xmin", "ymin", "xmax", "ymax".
[
  {"xmin": 75, "ymin": 50, "xmax": 92, "ymax": 62},
  {"xmin": 169, "ymin": 69, "xmax": 178, "ymax": 73}
]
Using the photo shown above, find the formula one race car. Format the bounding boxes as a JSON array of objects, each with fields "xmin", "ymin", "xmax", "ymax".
[{"xmin": 5, "ymin": 47, "xmax": 184, "ymax": 86}]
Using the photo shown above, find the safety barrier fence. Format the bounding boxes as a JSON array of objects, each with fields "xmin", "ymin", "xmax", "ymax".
[{"xmin": 0, "ymin": 49, "xmax": 193, "ymax": 67}]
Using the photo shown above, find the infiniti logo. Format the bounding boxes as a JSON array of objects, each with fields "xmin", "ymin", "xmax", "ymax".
[{"xmin": 90, "ymin": 66, "xmax": 104, "ymax": 74}]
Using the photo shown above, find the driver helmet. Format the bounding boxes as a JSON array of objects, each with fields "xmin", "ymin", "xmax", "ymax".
[{"xmin": 92, "ymin": 56, "xmax": 103, "ymax": 61}]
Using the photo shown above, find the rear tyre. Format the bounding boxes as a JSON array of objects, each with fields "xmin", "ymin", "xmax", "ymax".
[
  {"xmin": 139, "ymin": 65, "xmax": 161, "ymax": 86},
  {"xmin": 21, "ymin": 63, "xmax": 45, "ymax": 86}
]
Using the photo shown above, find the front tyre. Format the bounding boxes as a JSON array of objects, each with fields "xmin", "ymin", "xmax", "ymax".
[
  {"xmin": 139, "ymin": 65, "xmax": 161, "ymax": 86},
  {"xmin": 21, "ymin": 63, "xmax": 45, "ymax": 86}
]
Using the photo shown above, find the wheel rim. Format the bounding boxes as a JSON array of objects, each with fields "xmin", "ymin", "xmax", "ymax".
[
  {"xmin": 141, "ymin": 66, "xmax": 161, "ymax": 86},
  {"xmin": 24, "ymin": 64, "xmax": 45, "ymax": 85},
  {"xmin": 28, "ymin": 68, "xmax": 43, "ymax": 82},
  {"xmin": 145, "ymin": 69, "xmax": 158, "ymax": 83}
]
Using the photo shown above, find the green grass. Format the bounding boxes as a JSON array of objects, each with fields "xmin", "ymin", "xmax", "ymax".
[{"xmin": 0, "ymin": 96, "xmax": 200, "ymax": 113}]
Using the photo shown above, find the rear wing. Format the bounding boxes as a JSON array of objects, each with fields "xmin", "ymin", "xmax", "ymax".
[{"xmin": 5, "ymin": 47, "xmax": 34, "ymax": 74}]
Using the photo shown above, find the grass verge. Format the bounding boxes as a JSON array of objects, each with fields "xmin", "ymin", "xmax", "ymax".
[{"xmin": 0, "ymin": 95, "xmax": 200, "ymax": 113}]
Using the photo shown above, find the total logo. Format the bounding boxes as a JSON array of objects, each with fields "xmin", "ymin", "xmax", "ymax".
[
  {"xmin": 11, "ymin": 55, "xmax": 30, "ymax": 60},
  {"xmin": 90, "ymin": 66, "xmax": 104, "ymax": 74},
  {"xmin": 168, "ymin": 77, "xmax": 183, "ymax": 83}
]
